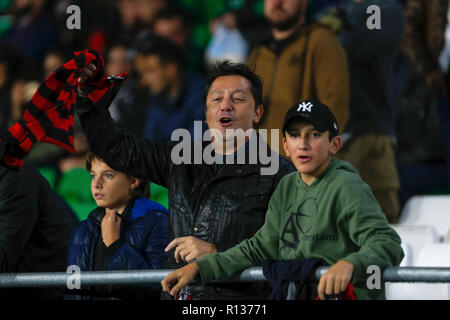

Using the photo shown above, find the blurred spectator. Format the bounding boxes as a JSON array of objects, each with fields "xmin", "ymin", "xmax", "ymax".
[
  {"xmin": 151, "ymin": 3, "xmax": 201, "ymax": 75},
  {"xmin": 135, "ymin": 0, "xmax": 167, "ymax": 29},
  {"xmin": 42, "ymin": 49, "xmax": 67, "ymax": 78},
  {"xmin": 0, "ymin": 157, "xmax": 78, "ymax": 299},
  {"xmin": 205, "ymin": 0, "xmax": 269, "ymax": 68},
  {"xmin": 396, "ymin": 0, "xmax": 450, "ymax": 206},
  {"xmin": 105, "ymin": 43, "xmax": 132, "ymax": 76},
  {"xmin": 334, "ymin": 0, "xmax": 404, "ymax": 223},
  {"xmin": 204, "ymin": 16, "xmax": 249, "ymax": 67},
  {"xmin": 247, "ymin": 0, "xmax": 349, "ymax": 157},
  {"xmin": 27, "ymin": 50, "xmax": 86, "ymax": 170},
  {"xmin": 1, "ymin": 0, "xmax": 58, "ymax": 61},
  {"xmin": 115, "ymin": 35, "xmax": 205, "ymax": 141},
  {"xmin": 153, "ymin": 3, "xmax": 191, "ymax": 50},
  {"xmin": 52, "ymin": 0, "xmax": 121, "ymax": 55}
]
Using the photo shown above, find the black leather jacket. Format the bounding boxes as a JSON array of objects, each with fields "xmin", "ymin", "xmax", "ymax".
[{"xmin": 77, "ymin": 98, "xmax": 295, "ymax": 299}]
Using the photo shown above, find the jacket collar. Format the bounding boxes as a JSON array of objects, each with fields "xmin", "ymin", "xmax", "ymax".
[{"xmin": 91, "ymin": 197, "xmax": 137, "ymax": 227}]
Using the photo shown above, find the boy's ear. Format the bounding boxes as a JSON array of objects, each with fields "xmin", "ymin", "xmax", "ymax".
[
  {"xmin": 129, "ymin": 177, "xmax": 140, "ymax": 191},
  {"xmin": 330, "ymin": 135, "xmax": 342, "ymax": 155},
  {"xmin": 282, "ymin": 136, "xmax": 290, "ymax": 157}
]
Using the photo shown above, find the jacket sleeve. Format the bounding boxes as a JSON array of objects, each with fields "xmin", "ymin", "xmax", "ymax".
[
  {"xmin": 196, "ymin": 187, "xmax": 282, "ymax": 283},
  {"xmin": 0, "ymin": 164, "xmax": 39, "ymax": 272},
  {"xmin": 338, "ymin": 181, "xmax": 404, "ymax": 284},
  {"xmin": 106, "ymin": 211, "xmax": 169, "ymax": 270},
  {"xmin": 76, "ymin": 95, "xmax": 173, "ymax": 187}
]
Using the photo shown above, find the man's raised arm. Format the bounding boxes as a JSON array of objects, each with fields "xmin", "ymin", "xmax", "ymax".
[{"xmin": 75, "ymin": 63, "xmax": 171, "ymax": 186}]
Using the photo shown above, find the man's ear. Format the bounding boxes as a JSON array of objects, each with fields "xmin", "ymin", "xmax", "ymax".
[
  {"xmin": 330, "ymin": 135, "xmax": 342, "ymax": 155},
  {"xmin": 253, "ymin": 104, "xmax": 264, "ymax": 124},
  {"xmin": 166, "ymin": 62, "xmax": 179, "ymax": 79}
]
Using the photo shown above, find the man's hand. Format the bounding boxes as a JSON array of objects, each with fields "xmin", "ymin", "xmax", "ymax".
[
  {"xmin": 79, "ymin": 63, "xmax": 97, "ymax": 84},
  {"xmin": 77, "ymin": 63, "xmax": 97, "ymax": 96},
  {"xmin": 317, "ymin": 260, "xmax": 354, "ymax": 300},
  {"xmin": 161, "ymin": 262, "xmax": 199, "ymax": 296},
  {"xmin": 165, "ymin": 236, "xmax": 217, "ymax": 263},
  {"xmin": 101, "ymin": 210, "xmax": 121, "ymax": 247}
]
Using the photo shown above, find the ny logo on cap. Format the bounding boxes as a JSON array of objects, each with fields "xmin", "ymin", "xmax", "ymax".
[{"xmin": 297, "ymin": 101, "xmax": 313, "ymax": 112}]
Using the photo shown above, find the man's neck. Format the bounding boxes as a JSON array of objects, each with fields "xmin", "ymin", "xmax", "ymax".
[
  {"xmin": 271, "ymin": 18, "xmax": 305, "ymax": 41},
  {"xmin": 213, "ymin": 131, "xmax": 256, "ymax": 156}
]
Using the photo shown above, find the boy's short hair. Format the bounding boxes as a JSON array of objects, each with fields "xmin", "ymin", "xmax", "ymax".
[
  {"xmin": 86, "ymin": 152, "xmax": 148, "ymax": 198},
  {"xmin": 204, "ymin": 60, "xmax": 263, "ymax": 109},
  {"xmin": 282, "ymin": 99, "xmax": 339, "ymax": 140}
]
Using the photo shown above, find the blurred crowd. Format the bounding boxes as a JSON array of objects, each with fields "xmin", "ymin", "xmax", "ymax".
[{"xmin": 0, "ymin": 0, "xmax": 449, "ymax": 223}]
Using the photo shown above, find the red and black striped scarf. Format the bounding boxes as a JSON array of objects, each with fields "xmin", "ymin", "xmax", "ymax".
[{"xmin": 0, "ymin": 49, "xmax": 126, "ymax": 170}]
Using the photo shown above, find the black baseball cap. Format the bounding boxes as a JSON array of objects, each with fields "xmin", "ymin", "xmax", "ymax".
[{"xmin": 282, "ymin": 99, "xmax": 339, "ymax": 138}]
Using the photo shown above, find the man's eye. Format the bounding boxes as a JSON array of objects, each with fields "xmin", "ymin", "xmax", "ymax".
[
  {"xmin": 105, "ymin": 174, "xmax": 113, "ymax": 179},
  {"xmin": 312, "ymin": 132, "xmax": 321, "ymax": 137},
  {"xmin": 90, "ymin": 174, "xmax": 96, "ymax": 179},
  {"xmin": 289, "ymin": 133, "xmax": 299, "ymax": 138}
]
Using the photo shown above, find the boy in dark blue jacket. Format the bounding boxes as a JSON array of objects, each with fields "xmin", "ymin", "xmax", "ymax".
[{"xmin": 67, "ymin": 153, "xmax": 169, "ymax": 299}]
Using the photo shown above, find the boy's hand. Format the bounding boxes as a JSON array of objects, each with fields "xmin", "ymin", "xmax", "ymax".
[
  {"xmin": 101, "ymin": 210, "xmax": 121, "ymax": 247},
  {"xmin": 161, "ymin": 262, "xmax": 199, "ymax": 296},
  {"xmin": 317, "ymin": 260, "xmax": 354, "ymax": 300}
]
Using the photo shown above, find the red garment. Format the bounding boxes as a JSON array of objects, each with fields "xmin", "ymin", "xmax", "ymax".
[
  {"xmin": 0, "ymin": 49, "xmax": 126, "ymax": 169},
  {"xmin": 315, "ymin": 283, "xmax": 357, "ymax": 300}
]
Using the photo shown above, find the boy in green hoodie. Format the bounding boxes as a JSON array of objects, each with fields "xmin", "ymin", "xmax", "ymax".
[{"xmin": 161, "ymin": 99, "xmax": 404, "ymax": 300}]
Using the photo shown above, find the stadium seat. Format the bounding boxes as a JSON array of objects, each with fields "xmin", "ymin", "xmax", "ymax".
[
  {"xmin": 56, "ymin": 167, "xmax": 96, "ymax": 221},
  {"xmin": 150, "ymin": 182, "xmax": 169, "ymax": 209},
  {"xmin": 386, "ymin": 243, "xmax": 450, "ymax": 300},
  {"xmin": 38, "ymin": 166, "xmax": 58, "ymax": 189},
  {"xmin": 398, "ymin": 195, "xmax": 450, "ymax": 241},
  {"xmin": 390, "ymin": 225, "xmax": 439, "ymax": 265}
]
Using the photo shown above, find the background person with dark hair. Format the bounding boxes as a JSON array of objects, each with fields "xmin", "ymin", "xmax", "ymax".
[{"xmin": 115, "ymin": 35, "xmax": 206, "ymax": 141}]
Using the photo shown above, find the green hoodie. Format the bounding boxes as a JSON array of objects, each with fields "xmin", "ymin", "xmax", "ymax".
[{"xmin": 196, "ymin": 158, "xmax": 404, "ymax": 299}]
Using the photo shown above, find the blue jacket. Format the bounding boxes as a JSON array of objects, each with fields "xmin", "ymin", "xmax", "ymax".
[
  {"xmin": 144, "ymin": 75, "xmax": 205, "ymax": 142},
  {"xmin": 66, "ymin": 197, "xmax": 169, "ymax": 298}
]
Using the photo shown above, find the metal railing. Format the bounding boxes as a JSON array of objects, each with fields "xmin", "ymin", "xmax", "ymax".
[{"xmin": 1, "ymin": 266, "xmax": 450, "ymax": 288}]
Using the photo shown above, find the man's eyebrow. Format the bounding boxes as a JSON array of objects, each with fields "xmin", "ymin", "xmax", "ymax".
[{"xmin": 209, "ymin": 88, "xmax": 248, "ymax": 95}]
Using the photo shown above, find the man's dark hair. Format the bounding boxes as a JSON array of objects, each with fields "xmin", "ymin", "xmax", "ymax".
[
  {"xmin": 136, "ymin": 35, "xmax": 186, "ymax": 73},
  {"xmin": 204, "ymin": 60, "xmax": 263, "ymax": 109}
]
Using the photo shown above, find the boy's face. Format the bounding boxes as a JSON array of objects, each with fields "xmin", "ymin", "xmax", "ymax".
[
  {"xmin": 283, "ymin": 120, "xmax": 341, "ymax": 185},
  {"xmin": 90, "ymin": 159, "xmax": 139, "ymax": 211}
]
